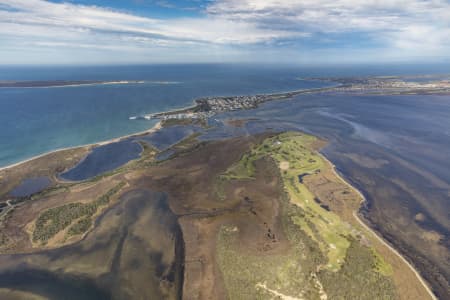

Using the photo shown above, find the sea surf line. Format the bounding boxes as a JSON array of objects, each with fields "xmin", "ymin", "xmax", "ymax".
[{"xmin": 0, "ymin": 122, "xmax": 162, "ymax": 173}]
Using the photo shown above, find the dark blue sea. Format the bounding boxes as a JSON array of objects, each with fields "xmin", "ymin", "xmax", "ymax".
[
  {"xmin": 1, "ymin": 63, "xmax": 448, "ymax": 168},
  {"xmin": 0, "ymin": 63, "xmax": 449, "ymax": 298}
]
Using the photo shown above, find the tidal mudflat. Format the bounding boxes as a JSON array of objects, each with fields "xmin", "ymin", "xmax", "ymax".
[
  {"xmin": 138, "ymin": 125, "xmax": 202, "ymax": 151},
  {"xmin": 0, "ymin": 189, "xmax": 182, "ymax": 299},
  {"xmin": 214, "ymin": 93, "xmax": 450, "ymax": 298},
  {"xmin": 0, "ymin": 79, "xmax": 448, "ymax": 298},
  {"xmin": 0, "ymin": 120, "xmax": 435, "ymax": 299}
]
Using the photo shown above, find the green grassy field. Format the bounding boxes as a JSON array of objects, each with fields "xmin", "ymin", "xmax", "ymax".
[
  {"xmin": 216, "ymin": 132, "xmax": 396, "ymax": 299},
  {"xmin": 221, "ymin": 132, "xmax": 352, "ymax": 270}
]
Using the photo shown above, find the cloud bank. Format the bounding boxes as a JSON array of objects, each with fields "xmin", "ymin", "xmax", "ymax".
[{"xmin": 0, "ymin": 0, "xmax": 449, "ymax": 64}]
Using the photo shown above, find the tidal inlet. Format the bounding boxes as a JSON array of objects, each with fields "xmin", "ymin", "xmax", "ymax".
[{"xmin": 0, "ymin": 1, "xmax": 449, "ymax": 300}]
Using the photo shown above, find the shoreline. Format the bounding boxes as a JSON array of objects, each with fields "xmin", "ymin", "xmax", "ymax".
[
  {"xmin": 3, "ymin": 77, "xmax": 445, "ymax": 172},
  {"xmin": 317, "ymin": 151, "xmax": 437, "ymax": 300},
  {"xmin": 0, "ymin": 81, "xmax": 331, "ymax": 171},
  {"xmin": 0, "ymin": 80, "xmax": 181, "ymax": 89},
  {"xmin": 0, "ymin": 80, "xmax": 143, "ymax": 89},
  {"xmin": 0, "ymin": 75, "xmax": 446, "ymax": 299},
  {"xmin": 0, "ymin": 114, "xmax": 438, "ymax": 298},
  {"xmin": 0, "ymin": 121, "xmax": 162, "ymax": 173}
]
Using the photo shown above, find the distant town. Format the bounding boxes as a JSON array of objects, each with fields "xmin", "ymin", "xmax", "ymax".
[{"xmin": 136, "ymin": 75, "xmax": 450, "ymax": 121}]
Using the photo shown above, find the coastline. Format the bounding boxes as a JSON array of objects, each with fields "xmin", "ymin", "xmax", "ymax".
[
  {"xmin": 317, "ymin": 151, "xmax": 437, "ymax": 300},
  {"xmin": 0, "ymin": 121, "xmax": 162, "ymax": 173},
  {"xmin": 3, "ymin": 77, "xmax": 444, "ymax": 172},
  {"xmin": 0, "ymin": 78, "xmax": 443, "ymax": 299},
  {"xmin": 0, "ymin": 81, "xmax": 334, "ymax": 171},
  {"xmin": 0, "ymin": 80, "xmax": 181, "ymax": 89},
  {"xmin": 0, "ymin": 80, "xmax": 142, "ymax": 89},
  {"xmin": 0, "ymin": 113, "xmax": 438, "ymax": 299}
]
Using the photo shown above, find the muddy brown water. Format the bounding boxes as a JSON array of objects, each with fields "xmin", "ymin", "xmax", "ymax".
[
  {"xmin": 1, "ymin": 92, "xmax": 449, "ymax": 298},
  {"xmin": 0, "ymin": 189, "xmax": 183, "ymax": 300},
  {"xmin": 209, "ymin": 93, "xmax": 450, "ymax": 298}
]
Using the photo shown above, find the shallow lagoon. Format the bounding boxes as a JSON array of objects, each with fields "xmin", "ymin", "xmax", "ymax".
[
  {"xmin": 60, "ymin": 140, "xmax": 142, "ymax": 181},
  {"xmin": 4, "ymin": 92, "xmax": 449, "ymax": 297},
  {"xmin": 1, "ymin": 64, "xmax": 450, "ymax": 297},
  {"xmin": 9, "ymin": 176, "xmax": 52, "ymax": 197}
]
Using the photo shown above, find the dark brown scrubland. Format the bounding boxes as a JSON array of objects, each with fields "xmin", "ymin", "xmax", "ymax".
[{"xmin": 0, "ymin": 130, "xmax": 434, "ymax": 299}]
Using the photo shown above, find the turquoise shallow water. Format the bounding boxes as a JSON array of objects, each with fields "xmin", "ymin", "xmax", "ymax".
[
  {"xmin": 1, "ymin": 63, "xmax": 449, "ymax": 167},
  {"xmin": 1, "ymin": 63, "xmax": 450, "ymax": 298},
  {"xmin": 0, "ymin": 64, "xmax": 334, "ymax": 167}
]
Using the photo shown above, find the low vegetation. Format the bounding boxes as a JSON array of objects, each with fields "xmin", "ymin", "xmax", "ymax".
[
  {"xmin": 32, "ymin": 182, "xmax": 125, "ymax": 244},
  {"xmin": 67, "ymin": 217, "xmax": 92, "ymax": 236},
  {"xmin": 217, "ymin": 192, "xmax": 329, "ymax": 299},
  {"xmin": 221, "ymin": 132, "xmax": 350, "ymax": 270},
  {"xmin": 319, "ymin": 238, "xmax": 397, "ymax": 299},
  {"xmin": 217, "ymin": 132, "xmax": 397, "ymax": 299}
]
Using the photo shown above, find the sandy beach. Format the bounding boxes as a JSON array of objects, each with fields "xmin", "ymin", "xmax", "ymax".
[
  {"xmin": 0, "ymin": 118, "xmax": 439, "ymax": 300},
  {"xmin": 317, "ymin": 152, "xmax": 437, "ymax": 300},
  {"xmin": 0, "ymin": 121, "xmax": 162, "ymax": 173}
]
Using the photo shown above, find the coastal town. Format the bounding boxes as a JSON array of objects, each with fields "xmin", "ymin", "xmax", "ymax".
[
  {"xmin": 316, "ymin": 76, "xmax": 450, "ymax": 94},
  {"xmin": 134, "ymin": 75, "xmax": 450, "ymax": 121},
  {"xmin": 136, "ymin": 93, "xmax": 303, "ymax": 121}
]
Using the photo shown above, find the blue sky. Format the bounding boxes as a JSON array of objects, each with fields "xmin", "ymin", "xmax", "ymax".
[
  {"xmin": 0, "ymin": 0, "xmax": 449, "ymax": 65},
  {"xmin": 48, "ymin": 0, "xmax": 208, "ymax": 18}
]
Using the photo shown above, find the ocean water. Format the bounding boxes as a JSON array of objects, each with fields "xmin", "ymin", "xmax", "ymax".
[
  {"xmin": 1, "ymin": 63, "xmax": 450, "ymax": 298},
  {"xmin": 1, "ymin": 63, "xmax": 448, "ymax": 168},
  {"xmin": 0, "ymin": 64, "xmax": 333, "ymax": 167}
]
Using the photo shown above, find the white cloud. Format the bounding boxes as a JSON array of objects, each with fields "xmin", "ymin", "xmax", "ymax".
[
  {"xmin": 0, "ymin": 0, "xmax": 449, "ymax": 64},
  {"xmin": 214, "ymin": 1, "xmax": 438, "ymax": 29},
  {"xmin": 207, "ymin": 0, "xmax": 450, "ymax": 53},
  {"xmin": 0, "ymin": 0, "xmax": 295, "ymax": 45}
]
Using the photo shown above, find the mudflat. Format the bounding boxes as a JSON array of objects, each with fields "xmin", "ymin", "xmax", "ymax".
[{"xmin": 0, "ymin": 126, "xmax": 435, "ymax": 299}]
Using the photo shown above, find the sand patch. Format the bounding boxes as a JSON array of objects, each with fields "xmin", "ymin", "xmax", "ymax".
[
  {"xmin": 279, "ymin": 161, "xmax": 290, "ymax": 170},
  {"xmin": 414, "ymin": 213, "xmax": 426, "ymax": 222},
  {"xmin": 256, "ymin": 283, "xmax": 304, "ymax": 300},
  {"xmin": 421, "ymin": 231, "xmax": 442, "ymax": 243}
]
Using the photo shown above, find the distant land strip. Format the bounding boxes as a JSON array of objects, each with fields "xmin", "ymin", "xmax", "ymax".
[
  {"xmin": 143, "ymin": 75, "xmax": 450, "ymax": 121},
  {"xmin": 0, "ymin": 80, "xmax": 178, "ymax": 88}
]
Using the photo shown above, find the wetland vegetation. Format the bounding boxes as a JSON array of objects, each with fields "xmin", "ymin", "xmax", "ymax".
[
  {"xmin": 0, "ymin": 124, "xmax": 435, "ymax": 299},
  {"xmin": 32, "ymin": 182, "xmax": 125, "ymax": 245}
]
